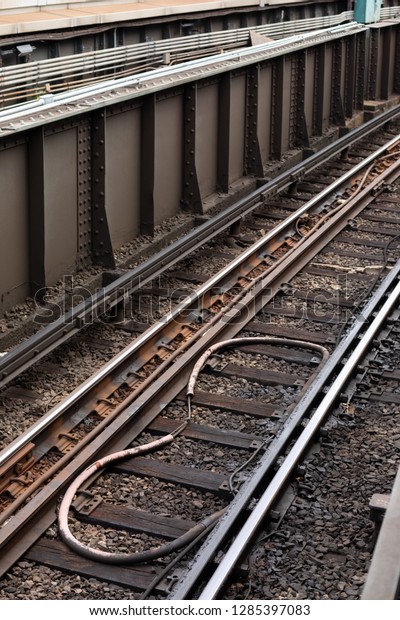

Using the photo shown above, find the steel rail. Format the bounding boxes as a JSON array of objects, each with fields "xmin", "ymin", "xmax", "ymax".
[
  {"xmin": 1, "ymin": 131, "xmax": 399, "ymax": 468},
  {"xmin": 1, "ymin": 149, "xmax": 399, "ymax": 578},
  {"xmin": 196, "ymin": 273, "xmax": 400, "ymax": 600},
  {"xmin": 171, "ymin": 257, "xmax": 400, "ymax": 600},
  {"xmin": 5, "ymin": 131, "xmax": 396, "ymax": 468},
  {"xmin": 0, "ymin": 106, "xmax": 399, "ymax": 392}
]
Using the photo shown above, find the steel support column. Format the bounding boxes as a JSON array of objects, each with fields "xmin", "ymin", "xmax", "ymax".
[
  {"xmin": 91, "ymin": 110, "xmax": 115, "ymax": 269},
  {"xmin": 140, "ymin": 94, "xmax": 156, "ymax": 234},
  {"xmin": 271, "ymin": 57, "xmax": 284, "ymax": 160},
  {"xmin": 344, "ymin": 35, "xmax": 356, "ymax": 118},
  {"xmin": 182, "ymin": 83, "xmax": 202, "ymax": 213},
  {"xmin": 368, "ymin": 29, "xmax": 379, "ymax": 100},
  {"xmin": 356, "ymin": 31, "xmax": 366, "ymax": 109},
  {"xmin": 217, "ymin": 73, "xmax": 231, "ymax": 193},
  {"xmin": 395, "ymin": 28, "xmax": 400, "ymax": 94},
  {"xmin": 77, "ymin": 120, "xmax": 92, "ymax": 269},
  {"xmin": 245, "ymin": 64, "xmax": 264, "ymax": 177},
  {"xmin": 331, "ymin": 40, "xmax": 345, "ymax": 125},
  {"xmin": 381, "ymin": 27, "xmax": 392, "ymax": 101},
  {"xmin": 294, "ymin": 51, "xmax": 309, "ymax": 148},
  {"xmin": 314, "ymin": 43, "xmax": 326, "ymax": 135},
  {"xmin": 28, "ymin": 127, "xmax": 46, "ymax": 300}
]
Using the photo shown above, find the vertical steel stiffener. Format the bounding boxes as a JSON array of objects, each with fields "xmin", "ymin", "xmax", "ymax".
[
  {"xmin": 77, "ymin": 119, "xmax": 92, "ymax": 268},
  {"xmin": 182, "ymin": 83, "xmax": 202, "ymax": 213},
  {"xmin": 217, "ymin": 72, "xmax": 231, "ymax": 193},
  {"xmin": 245, "ymin": 64, "xmax": 263, "ymax": 176},
  {"xmin": 91, "ymin": 110, "xmax": 115, "ymax": 268},
  {"xmin": 140, "ymin": 93, "xmax": 156, "ymax": 235}
]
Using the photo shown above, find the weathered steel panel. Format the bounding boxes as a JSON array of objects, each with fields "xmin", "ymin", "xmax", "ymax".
[
  {"xmin": 217, "ymin": 73, "xmax": 231, "ymax": 193},
  {"xmin": 105, "ymin": 108, "xmax": 141, "ymax": 247},
  {"xmin": 381, "ymin": 27, "xmax": 396, "ymax": 98},
  {"xmin": 281, "ymin": 57, "xmax": 292, "ymax": 152},
  {"xmin": 0, "ymin": 144, "xmax": 29, "ymax": 310},
  {"xmin": 271, "ymin": 57, "xmax": 284, "ymax": 159},
  {"xmin": 77, "ymin": 120, "xmax": 92, "ymax": 268},
  {"xmin": 323, "ymin": 44, "xmax": 333, "ymax": 128},
  {"xmin": 245, "ymin": 66, "xmax": 263, "ymax": 176},
  {"xmin": 196, "ymin": 82, "xmax": 218, "ymax": 199},
  {"xmin": 44, "ymin": 129, "xmax": 78, "ymax": 284},
  {"xmin": 92, "ymin": 110, "xmax": 115, "ymax": 268},
  {"xmin": 258, "ymin": 64, "xmax": 272, "ymax": 164},
  {"xmin": 304, "ymin": 50, "xmax": 315, "ymax": 139},
  {"xmin": 154, "ymin": 94, "xmax": 183, "ymax": 225},
  {"xmin": 182, "ymin": 83, "xmax": 202, "ymax": 213},
  {"xmin": 230, "ymin": 73, "xmax": 246, "ymax": 183}
]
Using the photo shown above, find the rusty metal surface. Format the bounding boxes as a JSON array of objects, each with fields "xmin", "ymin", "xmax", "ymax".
[
  {"xmin": 106, "ymin": 107, "xmax": 142, "ymax": 247},
  {"xmin": 0, "ymin": 103, "xmax": 399, "ymax": 387},
  {"xmin": 0, "ymin": 22, "xmax": 398, "ymax": 312},
  {"xmin": 1, "ymin": 131, "xmax": 400, "ymax": 586},
  {"xmin": 154, "ymin": 94, "xmax": 183, "ymax": 225},
  {"xmin": 0, "ymin": 144, "xmax": 29, "ymax": 311},
  {"xmin": 197, "ymin": 82, "xmax": 219, "ymax": 200}
]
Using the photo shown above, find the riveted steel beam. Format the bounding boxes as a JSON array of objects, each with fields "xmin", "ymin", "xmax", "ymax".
[
  {"xmin": 77, "ymin": 120, "xmax": 92, "ymax": 269},
  {"xmin": 314, "ymin": 43, "xmax": 326, "ymax": 135},
  {"xmin": 271, "ymin": 56, "xmax": 284, "ymax": 160},
  {"xmin": 245, "ymin": 64, "xmax": 263, "ymax": 177},
  {"xmin": 217, "ymin": 73, "xmax": 231, "ymax": 193},
  {"xmin": 395, "ymin": 28, "xmax": 400, "ymax": 94},
  {"xmin": 182, "ymin": 83, "xmax": 202, "ymax": 214},
  {"xmin": 140, "ymin": 93, "xmax": 156, "ymax": 235},
  {"xmin": 368, "ymin": 28, "xmax": 379, "ymax": 100},
  {"xmin": 344, "ymin": 35, "xmax": 356, "ymax": 118},
  {"xmin": 331, "ymin": 39, "xmax": 345, "ymax": 125},
  {"xmin": 294, "ymin": 50, "xmax": 310, "ymax": 148},
  {"xmin": 28, "ymin": 127, "xmax": 46, "ymax": 300},
  {"xmin": 356, "ymin": 31, "xmax": 366, "ymax": 109},
  {"xmin": 381, "ymin": 26, "xmax": 392, "ymax": 101},
  {"xmin": 91, "ymin": 110, "xmax": 115, "ymax": 269}
]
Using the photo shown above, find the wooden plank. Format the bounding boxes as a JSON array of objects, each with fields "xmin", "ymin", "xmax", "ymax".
[
  {"xmin": 244, "ymin": 320, "xmax": 334, "ymax": 344},
  {"xmin": 304, "ymin": 266, "xmax": 372, "ymax": 280},
  {"xmin": 321, "ymin": 247, "xmax": 382, "ymax": 261},
  {"xmin": 263, "ymin": 306, "xmax": 341, "ymax": 324},
  {"xmin": 234, "ymin": 343, "xmax": 319, "ymax": 364},
  {"xmin": 356, "ymin": 225, "xmax": 400, "ymax": 238},
  {"xmin": 335, "ymin": 235, "xmax": 393, "ymax": 249},
  {"xmin": 3, "ymin": 387, "xmax": 40, "ymax": 402},
  {"xmin": 168, "ymin": 271, "xmax": 210, "ymax": 283},
  {"xmin": 213, "ymin": 363, "xmax": 304, "ymax": 386},
  {"xmin": 290, "ymin": 289, "xmax": 355, "ymax": 308},
  {"xmin": 260, "ymin": 201, "xmax": 300, "ymax": 212},
  {"xmin": 134, "ymin": 287, "xmax": 190, "ymax": 298},
  {"xmin": 76, "ymin": 504, "xmax": 195, "ymax": 539},
  {"xmin": 361, "ymin": 213, "xmax": 400, "ymax": 224},
  {"xmin": 369, "ymin": 392, "xmax": 400, "ymax": 404},
  {"xmin": 148, "ymin": 416, "xmax": 262, "ymax": 449},
  {"xmin": 112, "ymin": 457, "xmax": 229, "ymax": 495},
  {"xmin": 116, "ymin": 320, "xmax": 150, "ymax": 333},
  {"xmin": 197, "ymin": 249, "xmax": 236, "ymax": 260},
  {"xmin": 25, "ymin": 538, "xmax": 167, "ymax": 592},
  {"xmin": 382, "ymin": 369, "xmax": 400, "ymax": 380},
  {"xmin": 177, "ymin": 390, "xmax": 282, "ymax": 418}
]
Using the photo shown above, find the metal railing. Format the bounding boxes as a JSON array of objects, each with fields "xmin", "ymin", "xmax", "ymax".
[
  {"xmin": 0, "ymin": 11, "xmax": 355, "ymax": 107},
  {"xmin": 362, "ymin": 465, "xmax": 400, "ymax": 600}
]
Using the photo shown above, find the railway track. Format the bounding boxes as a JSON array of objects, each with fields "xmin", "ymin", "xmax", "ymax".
[{"xmin": 0, "ymin": 113, "xmax": 400, "ymax": 600}]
